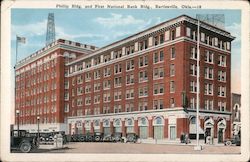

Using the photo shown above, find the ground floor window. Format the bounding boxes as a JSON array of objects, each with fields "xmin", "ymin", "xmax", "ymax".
[
  {"xmin": 170, "ymin": 126, "xmax": 176, "ymax": 140},
  {"xmin": 85, "ymin": 129, "xmax": 90, "ymax": 134},
  {"xmin": 126, "ymin": 126, "xmax": 134, "ymax": 133},
  {"xmin": 139, "ymin": 126, "xmax": 148, "ymax": 139},
  {"xmin": 154, "ymin": 126, "xmax": 164, "ymax": 139},
  {"xmin": 94, "ymin": 129, "xmax": 100, "ymax": 133},
  {"xmin": 114, "ymin": 127, "xmax": 121, "ymax": 133},
  {"xmin": 104, "ymin": 127, "xmax": 110, "ymax": 135}
]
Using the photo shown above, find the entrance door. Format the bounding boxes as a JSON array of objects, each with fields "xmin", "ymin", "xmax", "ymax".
[
  {"xmin": 154, "ymin": 126, "xmax": 164, "ymax": 139},
  {"xmin": 218, "ymin": 128, "xmax": 223, "ymax": 143},
  {"xmin": 104, "ymin": 127, "xmax": 110, "ymax": 136}
]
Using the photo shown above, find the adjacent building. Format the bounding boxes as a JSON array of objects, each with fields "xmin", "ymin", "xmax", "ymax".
[
  {"xmin": 15, "ymin": 15, "xmax": 235, "ymax": 143},
  {"xmin": 231, "ymin": 93, "xmax": 241, "ymax": 137}
]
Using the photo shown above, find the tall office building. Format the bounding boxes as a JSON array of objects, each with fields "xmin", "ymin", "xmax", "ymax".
[{"xmin": 15, "ymin": 15, "xmax": 235, "ymax": 143}]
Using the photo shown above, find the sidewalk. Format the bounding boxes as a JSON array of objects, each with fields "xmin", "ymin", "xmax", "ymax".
[{"xmin": 140, "ymin": 139, "xmax": 225, "ymax": 146}]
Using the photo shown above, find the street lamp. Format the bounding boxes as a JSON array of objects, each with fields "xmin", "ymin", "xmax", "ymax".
[
  {"xmin": 37, "ymin": 116, "xmax": 40, "ymax": 145},
  {"xmin": 16, "ymin": 109, "xmax": 20, "ymax": 137}
]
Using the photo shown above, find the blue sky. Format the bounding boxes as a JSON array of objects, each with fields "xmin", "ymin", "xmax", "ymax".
[{"xmin": 11, "ymin": 9, "xmax": 241, "ymax": 93}]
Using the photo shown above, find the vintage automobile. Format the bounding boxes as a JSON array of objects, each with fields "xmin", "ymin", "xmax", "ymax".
[
  {"xmin": 103, "ymin": 134, "xmax": 115, "ymax": 142},
  {"xmin": 224, "ymin": 135, "xmax": 241, "ymax": 146},
  {"xmin": 11, "ymin": 130, "xmax": 38, "ymax": 153},
  {"xmin": 93, "ymin": 132, "xmax": 104, "ymax": 142},
  {"xmin": 113, "ymin": 132, "xmax": 123, "ymax": 142},
  {"xmin": 126, "ymin": 133, "xmax": 139, "ymax": 143}
]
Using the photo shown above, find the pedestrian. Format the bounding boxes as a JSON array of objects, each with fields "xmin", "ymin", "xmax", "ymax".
[
  {"xmin": 204, "ymin": 131, "xmax": 207, "ymax": 144},
  {"xmin": 185, "ymin": 133, "xmax": 189, "ymax": 144},
  {"xmin": 180, "ymin": 132, "xmax": 184, "ymax": 143}
]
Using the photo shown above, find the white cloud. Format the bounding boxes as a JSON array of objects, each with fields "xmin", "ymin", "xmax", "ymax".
[
  {"xmin": 226, "ymin": 22, "xmax": 241, "ymax": 43},
  {"xmin": 12, "ymin": 19, "xmax": 47, "ymax": 39},
  {"xmin": 94, "ymin": 13, "xmax": 146, "ymax": 28},
  {"xmin": 55, "ymin": 26, "xmax": 108, "ymax": 41}
]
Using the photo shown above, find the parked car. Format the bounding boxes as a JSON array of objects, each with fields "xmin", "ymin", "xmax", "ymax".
[
  {"xmin": 103, "ymin": 134, "xmax": 115, "ymax": 142},
  {"xmin": 94, "ymin": 132, "xmax": 104, "ymax": 142},
  {"xmin": 11, "ymin": 130, "xmax": 38, "ymax": 153},
  {"xmin": 126, "ymin": 133, "xmax": 139, "ymax": 143},
  {"xmin": 224, "ymin": 135, "xmax": 241, "ymax": 146},
  {"xmin": 113, "ymin": 132, "xmax": 123, "ymax": 142}
]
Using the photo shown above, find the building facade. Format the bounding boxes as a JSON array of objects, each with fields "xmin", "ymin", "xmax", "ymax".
[
  {"xmin": 15, "ymin": 15, "xmax": 235, "ymax": 143},
  {"xmin": 231, "ymin": 93, "xmax": 241, "ymax": 137}
]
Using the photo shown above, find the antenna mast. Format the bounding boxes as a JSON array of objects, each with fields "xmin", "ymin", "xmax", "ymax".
[{"xmin": 46, "ymin": 13, "xmax": 56, "ymax": 45}]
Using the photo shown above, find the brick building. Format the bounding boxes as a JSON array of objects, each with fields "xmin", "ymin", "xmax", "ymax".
[
  {"xmin": 231, "ymin": 93, "xmax": 241, "ymax": 136},
  {"xmin": 15, "ymin": 15, "xmax": 235, "ymax": 143}
]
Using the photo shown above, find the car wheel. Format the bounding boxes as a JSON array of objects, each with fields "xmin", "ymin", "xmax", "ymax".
[
  {"xmin": 20, "ymin": 142, "xmax": 32, "ymax": 153},
  {"xmin": 95, "ymin": 136, "xmax": 100, "ymax": 142},
  {"xmin": 225, "ymin": 141, "xmax": 232, "ymax": 146}
]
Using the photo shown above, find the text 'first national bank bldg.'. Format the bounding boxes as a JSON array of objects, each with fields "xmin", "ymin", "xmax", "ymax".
[{"xmin": 14, "ymin": 15, "xmax": 235, "ymax": 143}]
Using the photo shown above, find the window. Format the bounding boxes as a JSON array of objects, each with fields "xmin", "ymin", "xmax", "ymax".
[
  {"xmin": 170, "ymin": 126, "xmax": 176, "ymax": 140},
  {"xmin": 153, "ymin": 67, "xmax": 164, "ymax": 79},
  {"xmin": 103, "ymin": 67, "xmax": 111, "ymax": 77},
  {"xmin": 114, "ymin": 104, "xmax": 122, "ymax": 113},
  {"xmin": 85, "ymin": 96, "xmax": 91, "ymax": 105},
  {"xmin": 139, "ymin": 100, "xmax": 148, "ymax": 111},
  {"xmin": 218, "ymin": 55, "xmax": 226, "ymax": 67},
  {"xmin": 94, "ymin": 57, "xmax": 101, "ymax": 65},
  {"xmin": 171, "ymin": 47, "xmax": 175, "ymax": 59},
  {"xmin": 204, "ymin": 100, "xmax": 213, "ymax": 110},
  {"xmin": 126, "ymin": 89, "xmax": 134, "ymax": 99},
  {"xmin": 94, "ymin": 95, "xmax": 100, "ymax": 104},
  {"xmin": 126, "ymin": 102, "xmax": 134, "ymax": 112},
  {"xmin": 64, "ymin": 81, "xmax": 69, "ymax": 89},
  {"xmin": 77, "ymin": 87, "xmax": 83, "ymax": 95},
  {"xmin": 126, "ymin": 73, "xmax": 134, "ymax": 85},
  {"xmin": 139, "ymin": 71, "xmax": 148, "ymax": 82},
  {"xmin": 205, "ymin": 51, "xmax": 213, "ymax": 63},
  {"xmin": 190, "ymin": 47, "xmax": 197, "ymax": 59},
  {"xmin": 94, "ymin": 106, "xmax": 100, "ymax": 115},
  {"xmin": 139, "ymin": 40, "xmax": 148, "ymax": 50},
  {"xmin": 114, "ymin": 77, "xmax": 122, "ymax": 87},
  {"xmin": 170, "ymin": 64, "xmax": 175, "ymax": 76},
  {"xmin": 77, "ymin": 98, "xmax": 83, "ymax": 106},
  {"xmin": 154, "ymin": 51, "xmax": 164, "ymax": 63},
  {"xmin": 154, "ymin": 36, "xmax": 158, "ymax": 46},
  {"xmin": 77, "ymin": 75, "xmax": 83, "ymax": 84},
  {"xmin": 94, "ymin": 70, "xmax": 101, "ymax": 80},
  {"xmin": 205, "ymin": 83, "xmax": 213, "ymax": 95},
  {"xmin": 126, "ymin": 60, "xmax": 134, "ymax": 71},
  {"xmin": 64, "ymin": 103, "xmax": 69, "ymax": 112},
  {"xmin": 170, "ymin": 98, "xmax": 175, "ymax": 108},
  {"xmin": 103, "ymin": 93, "xmax": 111, "ymax": 103},
  {"xmin": 139, "ymin": 55, "xmax": 148, "ymax": 67},
  {"xmin": 114, "ymin": 64, "xmax": 122, "ymax": 74},
  {"xmin": 160, "ymin": 34, "xmax": 164, "ymax": 44},
  {"xmin": 103, "ymin": 80, "xmax": 111, "ymax": 89},
  {"xmin": 170, "ymin": 81, "xmax": 175, "ymax": 93},
  {"xmin": 94, "ymin": 83, "xmax": 101, "ymax": 92},
  {"xmin": 85, "ymin": 85, "xmax": 91, "ymax": 93},
  {"xmin": 154, "ymin": 83, "xmax": 164, "ymax": 95},
  {"xmin": 204, "ymin": 67, "xmax": 213, "ymax": 79},
  {"xmin": 85, "ymin": 108, "xmax": 91, "ymax": 115},
  {"xmin": 85, "ymin": 72, "xmax": 91, "ymax": 82},
  {"xmin": 186, "ymin": 27, "xmax": 191, "ymax": 37},
  {"xmin": 114, "ymin": 50, "xmax": 122, "ymax": 59},
  {"xmin": 85, "ymin": 60, "xmax": 91, "ymax": 68},
  {"xmin": 171, "ymin": 30, "xmax": 175, "ymax": 40},
  {"xmin": 139, "ymin": 86, "xmax": 148, "ymax": 97},
  {"xmin": 190, "ymin": 98, "xmax": 196, "ymax": 109},
  {"xmin": 153, "ymin": 99, "xmax": 164, "ymax": 109},
  {"xmin": 218, "ymin": 71, "xmax": 226, "ymax": 82},
  {"xmin": 218, "ymin": 101, "xmax": 226, "ymax": 111},
  {"xmin": 218, "ymin": 86, "xmax": 226, "ymax": 97},
  {"xmin": 104, "ymin": 54, "xmax": 111, "ymax": 62},
  {"xmin": 126, "ymin": 45, "xmax": 134, "ymax": 55},
  {"xmin": 103, "ymin": 105, "xmax": 110, "ymax": 114},
  {"xmin": 114, "ymin": 90, "xmax": 122, "ymax": 101},
  {"xmin": 190, "ymin": 81, "xmax": 197, "ymax": 93},
  {"xmin": 190, "ymin": 64, "xmax": 197, "ymax": 76},
  {"xmin": 64, "ymin": 92, "xmax": 69, "ymax": 100}
]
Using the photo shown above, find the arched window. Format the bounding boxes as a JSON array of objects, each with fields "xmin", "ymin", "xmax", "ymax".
[{"xmin": 190, "ymin": 116, "xmax": 196, "ymax": 124}]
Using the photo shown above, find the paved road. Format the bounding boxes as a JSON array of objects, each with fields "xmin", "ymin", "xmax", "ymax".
[{"xmin": 46, "ymin": 142, "xmax": 240, "ymax": 154}]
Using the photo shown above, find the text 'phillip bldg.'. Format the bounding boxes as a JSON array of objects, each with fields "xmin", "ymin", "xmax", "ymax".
[{"xmin": 14, "ymin": 15, "xmax": 235, "ymax": 143}]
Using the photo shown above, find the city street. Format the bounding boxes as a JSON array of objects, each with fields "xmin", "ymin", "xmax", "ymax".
[{"xmin": 38, "ymin": 142, "xmax": 241, "ymax": 154}]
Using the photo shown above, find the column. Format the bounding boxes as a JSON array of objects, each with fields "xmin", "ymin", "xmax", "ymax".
[
  {"xmin": 69, "ymin": 123, "xmax": 72, "ymax": 135},
  {"xmin": 110, "ymin": 121, "xmax": 114, "ymax": 134},
  {"xmin": 164, "ymin": 118, "xmax": 168, "ymax": 139},
  {"xmin": 122, "ymin": 121, "xmax": 126, "ymax": 137},
  {"xmin": 134, "ymin": 120, "xmax": 139, "ymax": 135},
  {"xmin": 82, "ymin": 123, "xmax": 85, "ymax": 134},
  {"xmin": 90, "ymin": 122, "xmax": 94, "ymax": 134},
  {"xmin": 148, "ymin": 118, "xmax": 153, "ymax": 139},
  {"xmin": 100, "ymin": 122, "xmax": 104, "ymax": 134}
]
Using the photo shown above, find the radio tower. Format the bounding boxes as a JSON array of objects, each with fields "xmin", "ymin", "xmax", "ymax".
[{"xmin": 46, "ymin": 13, "xmax": 56, "ymax": 45}]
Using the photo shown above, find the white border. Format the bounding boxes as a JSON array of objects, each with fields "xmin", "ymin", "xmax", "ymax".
[{"xmin": 1, "ymin": 0, "xmax": 249, "ymax": 162}]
